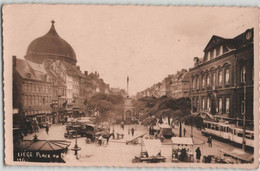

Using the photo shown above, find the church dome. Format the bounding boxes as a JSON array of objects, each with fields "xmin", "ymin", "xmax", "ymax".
[{"xmin": 25, "ymin": 21, "xmax": 77, "ymax": 65}]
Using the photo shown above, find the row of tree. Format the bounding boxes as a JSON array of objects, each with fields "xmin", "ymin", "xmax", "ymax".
[{"xmin": 133, "ymin": 96, "xmax": 203, "ymax": 136}]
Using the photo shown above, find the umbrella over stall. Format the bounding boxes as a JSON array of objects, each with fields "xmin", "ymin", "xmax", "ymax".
[{"xmin": 14, "ymin": 134, "xmax": 71, "ymax": 163}]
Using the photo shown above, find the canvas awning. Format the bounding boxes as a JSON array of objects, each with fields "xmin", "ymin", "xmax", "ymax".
[
  {"xmin": 16, "ymin": 137, "xmax": 71, "ymax": 152},
  {"xmin": 171, "ymin": 137, "xmax": 193, "ymax": 145},
  {"xmin": 143, "ymin": 139, "xmax": 162, "ymax": 156},
  {"xmin": 220, "ymin": 149, "xmax": 253, "ymax": 162}
]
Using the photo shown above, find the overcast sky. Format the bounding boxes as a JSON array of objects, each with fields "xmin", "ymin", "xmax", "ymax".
[{"xmin": 3, "ymin": 5, "xmax": 258, "ymax": 95}]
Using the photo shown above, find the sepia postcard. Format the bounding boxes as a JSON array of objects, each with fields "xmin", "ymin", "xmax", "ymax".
[{"xmin": 3, "ymin": 4, "xmax": 260, "ymax": 168}]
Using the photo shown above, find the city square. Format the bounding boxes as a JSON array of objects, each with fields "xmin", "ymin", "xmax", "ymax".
[{"xmin": 3, "ymin": 5, "xmax": 258, "ymax": 167}]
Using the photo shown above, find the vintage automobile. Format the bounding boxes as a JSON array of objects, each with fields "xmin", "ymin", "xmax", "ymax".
[
  {"xmin": 158, "ymin": 124, "xmax": 174, "ymax": 139},
  {"xmin": 65, "ymin": 121, "xmax": 96, "ymax": 141},
  {"xmin": 64, "ymin": 130, "xmax": 81, "ymax": 139},
  {"xmin": 79, "ymin": 123, "xmax": 96, "ymax": 140}
]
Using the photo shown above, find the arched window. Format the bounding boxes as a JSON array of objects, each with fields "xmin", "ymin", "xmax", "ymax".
[
  {"xmin": 225, "ymin": 67, "xmax": 230, "ymax": 86},
  {"xmin": 207, "ymin": 97, "xmax": 210, "ymax": 111},
  {"xmin": 225, "ymin": 97, "xmax": 230, "ymax": 113},
  {"xmin": 219, "ymin": 98, "xmax": 223, "ymax": 113},
  {"xmin": 202, "ymin": 98, "xmax": 206, "ymax": 110},
  {"xmin": 196, "ymin": 76, "xmax": 199, "ymax": 90},
  {"xmin": 202, "ymin": 74, "xmax": 206, "ymax": 89},
  {"xmin": 212, "ymin": 71, "xmax": 216, "ymax": 89},
  {"xmin": 206, "ymin": 73, "xmax": 210, "ymax": 88},
  {"xmin": 241, "ymin": 66, "xmax": 246, "ymax": 83},
  {"xmin": 218, "ymin": 69, "xmax": 223, "ymax": 86},
  {"xmin": 213, "ymin": 49, "xmax": 217, "ymax": 58}
]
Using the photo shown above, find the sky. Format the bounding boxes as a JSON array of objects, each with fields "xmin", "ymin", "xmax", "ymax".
[{"xmin": 3, "ymin": 5, "xmax": 258, "ymax": 95}]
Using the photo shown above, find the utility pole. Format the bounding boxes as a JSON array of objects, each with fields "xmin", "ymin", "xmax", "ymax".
[
  {"xmin": 179, "ymin": 119, "xmax": 182, "ymax": 137},
  {"xmin": 191, "ymin": 117, "xmax": 193, "ymax": 138},
  {"xmin": 242, "ymin": 81, "xmax": 246, "ymax": 151}
]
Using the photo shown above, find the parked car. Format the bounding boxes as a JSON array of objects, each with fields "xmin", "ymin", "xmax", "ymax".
[
  {"xmin": 158, "ymin": 124, "xmax": 174, "ymax": 139},
  {"xmin": 64, "ymin": 130, "xmax": 81, "ymax": 139}
]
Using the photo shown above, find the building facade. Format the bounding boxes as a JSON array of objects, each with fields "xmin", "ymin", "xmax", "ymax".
[
  {"xmin": 13, "ymin": 57, "xmax": 53, "ymax": 128},
  {"xmin": 189, "ymin": 28, "xmax": 254, "ymax": 127},
  {"xmin": 136, "ymin": 69, "xmax": 191, "ymax": 99},
  {"xmin": 13, "ymin": 21, "xmax": 113, "ymax": 131},
  {"xmin": 171, "ymin": 69, "xmax": 190, "ymax": 99}
]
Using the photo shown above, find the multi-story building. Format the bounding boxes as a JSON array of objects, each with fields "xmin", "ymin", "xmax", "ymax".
[
  {"xmin": 13, "ymin": 57, "xmax": 53, "ymax": 127},
  {"xmin": 13, "ymin": 21, "xmax": 112, "ymax": 131},
  {"xmin": 189, "ymin": 28, "xmax": 254, "ymax": 127},
  {"xmin": 171, "ymin": 69, "xmax": 190, "ymax": 99},
  {"xmin": 136, "ymin": 69, "xmax": 190, "ymax": 99}
]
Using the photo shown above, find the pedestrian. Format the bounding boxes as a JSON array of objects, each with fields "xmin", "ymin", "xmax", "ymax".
[
  {"xmin": 183, "ymin": 128, "xmax": 186, "ymax": 137},
  {"xmin": 106, "ymin": 134, "xmax": 112, "ymax": 145},
  {"xmin": 131, "ymin": 127, "xmax": 135, "ymax": 136},
  {"xmin": 128, "ymin": 127, "xmax": 130, "ymax": 135},
  {"xmin": 195, "ymin": 147, "xmax": 201, "ymax": 162},
  {"xmin": 149, "ymin": 126, "xmax": 152, "ymax": 135},
  {"xmin": 207, "ymin": 136, "xmax": 212, "ymax": 147},
  {"xmin": 98, "ymin": 135, "xmax": 103, "ymax": 146},
  {"xmin": 46, "ymin": 124, "xmax": 49, "ymax": 135}
]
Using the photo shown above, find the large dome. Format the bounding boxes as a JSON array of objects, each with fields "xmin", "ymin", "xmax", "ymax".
[{"xmin": 25, "ymin": 21, "xmax": 77, "ymax": 65}]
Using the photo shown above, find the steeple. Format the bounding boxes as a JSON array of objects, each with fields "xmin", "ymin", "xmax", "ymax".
[{"xmin": 47, "ymin": 20, "xmax": 59, "ymax": 36}]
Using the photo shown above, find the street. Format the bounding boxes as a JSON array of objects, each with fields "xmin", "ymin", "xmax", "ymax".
[{"xmin": 23, "ymin": 123, "xmax": 251, "ymax": 164}]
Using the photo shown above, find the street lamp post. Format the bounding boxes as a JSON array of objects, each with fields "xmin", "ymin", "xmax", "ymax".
[{"xmin": 71, "ymin": 130, "xmax": 81, "ymax": 159}]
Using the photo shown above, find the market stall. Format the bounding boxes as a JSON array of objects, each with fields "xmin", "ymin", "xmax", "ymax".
[
  {"xmin": 132, "ymin": 139, "xmax": 166, "ymax": 163},
  {"xmin": 171, "ymin": 137, "xmax": 194, "ymax": 162}
]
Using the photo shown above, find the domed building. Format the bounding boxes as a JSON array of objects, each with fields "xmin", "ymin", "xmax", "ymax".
[{"xmin": 25, "ymin": 20, "xmax": 77, "ymax": 65}]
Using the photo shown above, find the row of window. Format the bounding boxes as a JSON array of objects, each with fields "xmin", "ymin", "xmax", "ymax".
[
  {"xmin": 23, "ymin": 95, "xmax": 51, "ymax": 107},
  {"xmin": 205, "ymin": 45, "xmax": 224, "ymax": 61},
  {"xmin": 193, "ymin": 96, "xmax": 230, "ymax": 114},
  {"xmin": 23, "ymin": 82, "xmax": 52, "ymax": 94},
  {"xmin": 24, "ymin": 109, "xmax": 52, "ymax": 116},
  {"xmin": 192, "ymin": 66, "xmax": 230, "ymax": 91}
]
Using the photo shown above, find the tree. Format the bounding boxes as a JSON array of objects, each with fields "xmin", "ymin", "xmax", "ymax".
[
  {"xmin": 87, "ymin": 93, "xmax": 124, "ymax": 122},
  {"xmin": 136, "ymin": 96, "xmax": 192, "ymax": 137}
]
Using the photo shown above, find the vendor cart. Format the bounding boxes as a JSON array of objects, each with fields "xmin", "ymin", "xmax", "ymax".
[
  {"xmin": 132, "ymin": 139, "xmax": 166, "ymax": 163},
  {"xmin": 220, "ymin": 149, "xmax": 253, "ymax": 164},
  {"xmin": 171, "ymin": 137, "xmax": 194, "ymax": 162}
]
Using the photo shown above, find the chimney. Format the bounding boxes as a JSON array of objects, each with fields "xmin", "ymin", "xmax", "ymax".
[
  {"xmin": 84, "ymin": 71, "xmax": 88, "ymax": 76},
  {"xmin": 12, "ymin": 56, "xmax": 16, "ymax": 68},
  {"xmin": 95, "ymin": 71, "xmax": 97, "ymax": 76}
]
